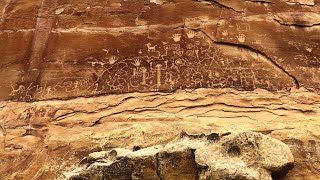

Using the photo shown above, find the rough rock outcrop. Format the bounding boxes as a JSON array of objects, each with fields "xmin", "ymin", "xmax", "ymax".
[
  {"xmin": 0, "ymin": 88, "xmax": 319, "ymax": 179},
  {"xmin": 63, "ymin": 131, "xmax": 294, "ymax": 180},
  {"xmin": 1, "ymin": 0, "xmax": 320, "ymax": 179}
]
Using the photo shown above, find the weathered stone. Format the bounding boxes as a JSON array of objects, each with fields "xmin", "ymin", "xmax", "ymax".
[
  {"xmin": 1, "ymin": 0, "xmax": 320, "ymax": 179},
  {"xmin": 62, "ymin": 131, "xmax": 294, "ymax": 180},
  {"xmin": 0, "ymin": 88, "xmax": 319, "ymax": 179},
  {"xmin": 0, "ymin": 0, "xmax": 319, "ymax": 101}
]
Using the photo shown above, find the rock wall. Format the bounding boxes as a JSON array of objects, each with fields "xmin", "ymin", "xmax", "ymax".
[
  {"xmin": 0, "ymin": 88, "xmax": 319, "ymax": 179},
  {"xmin": 0, "ymin": 0, "xmax": 320, "ymax": 180},
  {"xmin": 64, "ymin": 131, "xmax": 295, "ymax": 180},
  {"xmin": 0, "ymin": 0, "xmax": 319, "ymax": 101}
]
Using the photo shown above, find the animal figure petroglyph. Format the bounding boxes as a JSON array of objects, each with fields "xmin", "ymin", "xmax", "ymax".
[
  {"xmin": 10, "ymin": 85, "xmax": 25, "ymax": 96},
  {"xmin": 146, "ymin": 43, "xmax": 157, "ymax": 52}
]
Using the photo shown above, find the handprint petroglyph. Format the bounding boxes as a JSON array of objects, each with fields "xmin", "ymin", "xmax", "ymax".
[
  {"xmin": 237, "ymin": 34, "xmax": 246, "ymax": 43},
  {"xmin": 187, "ymin": 30, "xmax": 196, "ymax": 39},
  {"xmin": 172, "ymin": 33, "xmax": 182, "ymax": 42},
  {"xmin": 109, "ymin": 56, "xmax": 119, "ymax": 65},
  {"xmin": 132, "ymin": 59, "xmax": 141, "ymax": 67},
  {"xmin": 222, "ymin": 30, "xmax": 228, "ymax": 36}
]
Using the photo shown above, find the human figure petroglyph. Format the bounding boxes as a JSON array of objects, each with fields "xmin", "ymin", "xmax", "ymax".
[
  {"xmin": 156, "ymin": 64, "xmax": 162, "ymax": 87},
  {"xmin": 44, "ymin": 86, "xmax": 53, "ymax": 97},
  {"xmin": 249, "ymin": 71, "xmax": 260, "ymax": 89},
  {"xmin": 192, "ymin": 72, "xmax": 204, "ymax": 87},
  {"xmin": 149, "ymin": 60, "xmax": 168, "ymax": 88},
  {"xmin": 165, "ymin": 72, "xmax": 177, "ymax": 89},
  {"xmin": 93, "ymin": 83, "xmax": 106, "ymax": 95},
  {"xmin": 141, "ymin": 67, "xmax": 148, "ymax": 85},
  {"xmin": 8, "ymin": 26, "xmax": 297, "ymax": 99}
]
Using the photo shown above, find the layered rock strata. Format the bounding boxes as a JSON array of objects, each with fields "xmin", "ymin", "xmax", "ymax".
[
  {"xmin": 0, "ymin": 89, "xmax": 319, "ymax": 179},
  {"xmin": 1, "ymin": 0, "xmax": 320, "ymax": 179}
]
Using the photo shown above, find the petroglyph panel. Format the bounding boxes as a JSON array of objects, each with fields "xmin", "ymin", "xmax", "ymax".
[
  {"xmin": 10, "ymin": 28, "xmax": 296, "ymax": 100},
  {"xmin": 1, "ymin": 0, "xmax": 320, "ymax": 101}
]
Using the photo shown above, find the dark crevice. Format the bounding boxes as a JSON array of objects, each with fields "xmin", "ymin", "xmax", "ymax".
[
  {"xmin": 155, "ymin": 153, "xmax": 163, "ymax": 180},
  {"xmin": 198, "ymin": 0, "xmax": 244, "ymax": 12},
  {"xmin": 272, "ymin": 162, "xmax": 295, "ymax": 179}
]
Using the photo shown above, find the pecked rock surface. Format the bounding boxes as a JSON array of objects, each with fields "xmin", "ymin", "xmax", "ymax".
[
  {"xmin": 1, "ymin": 0, "xmax": 320, "ymax": 179},
  {"xmin": 63, "ymin": 131, "xmax": 294, "ymax": 180},
  {"xmin": 0, "ymin": 0, "xmax": 320, "ymax": 101},
  {"xmin": 0, "ymin": 88, "xmax": 319, "ymax": 179}
]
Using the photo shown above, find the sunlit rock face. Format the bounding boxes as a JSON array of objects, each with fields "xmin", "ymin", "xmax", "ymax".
[
  {"xmin": 1, "ymin": 0, "xmax": 320, "ymax": 101},
  {"xmin": 0, "ymin": 0, "xmax": 320, "ymax": 180},
  {"xmin": 1, "ymin": 88, "xmax": 319, "ymax": 180},
  {"xmin": 64, "ymin": 132, "xmax": 295, "ymax": 180}
]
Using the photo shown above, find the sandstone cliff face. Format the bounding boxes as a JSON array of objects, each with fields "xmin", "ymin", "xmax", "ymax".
[
  {"xmin": 1, "ymin": 0, "xmax": 320, "ymax": 101},
  {"xmin": 0, "ymin": 0, "xmax": 320, "ymax": 180},
  {"xmin": 0, "ymin": 89, "xmax": 319, "ymax": 179}
]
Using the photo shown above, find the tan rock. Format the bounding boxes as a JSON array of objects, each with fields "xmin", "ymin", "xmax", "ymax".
[
  {"xmin": 63, "ymin": 131, "xmax": 294, "ymax": 180},
  {"xmin": 0, "ymin": 0, "xmax": 319, "ymax": 179}
]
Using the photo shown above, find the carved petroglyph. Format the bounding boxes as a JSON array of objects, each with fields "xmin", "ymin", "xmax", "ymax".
[
  {"xmin": 8, "ymin": 26, "xmax": 297, "ymax": 100},
  {"xmin": 172, "ymin": 33, "xmax": 182, "ymax": 42},
  {"xmin": 236, "ymin": 34, "xmax": 246, "ymax": 43},
  {"xmin": 108, "ymin": 56, "xmax": 119, "ymax": 65},
  {"xmin": 146, "ymin": 43, "xmax": 157, "ymax": 52},
  {"xmin": 222, "ymin": 30, "xmax": 229, "ymax": 36},
  {"xmin": 9, "ymin": 85, "xmax": 26, "ymax": 97},
  {"xmin": 187, "ymin": 30, "xmax": 197, "ymax": 39}
]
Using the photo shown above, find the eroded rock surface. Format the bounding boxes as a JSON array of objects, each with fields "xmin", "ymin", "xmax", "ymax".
[
  {"xmin": 1, "ymin": 0, "xmax": 320, "ymax": 179},
  {"xmin": 63, "ymin": 131, "xmax": 294, "ymax": 180},
  {"xmin": 1, "ymin": 0, "xmax": 320, "ymax": 101},
  {"xmin": 0, "ymin": 89, "xmax": 319, "ymax": 179}
]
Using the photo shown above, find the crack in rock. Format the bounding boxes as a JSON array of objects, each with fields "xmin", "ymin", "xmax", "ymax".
[{"xmin": 191, "ymin": 28, "xmax": 300, "ymax": 89}]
